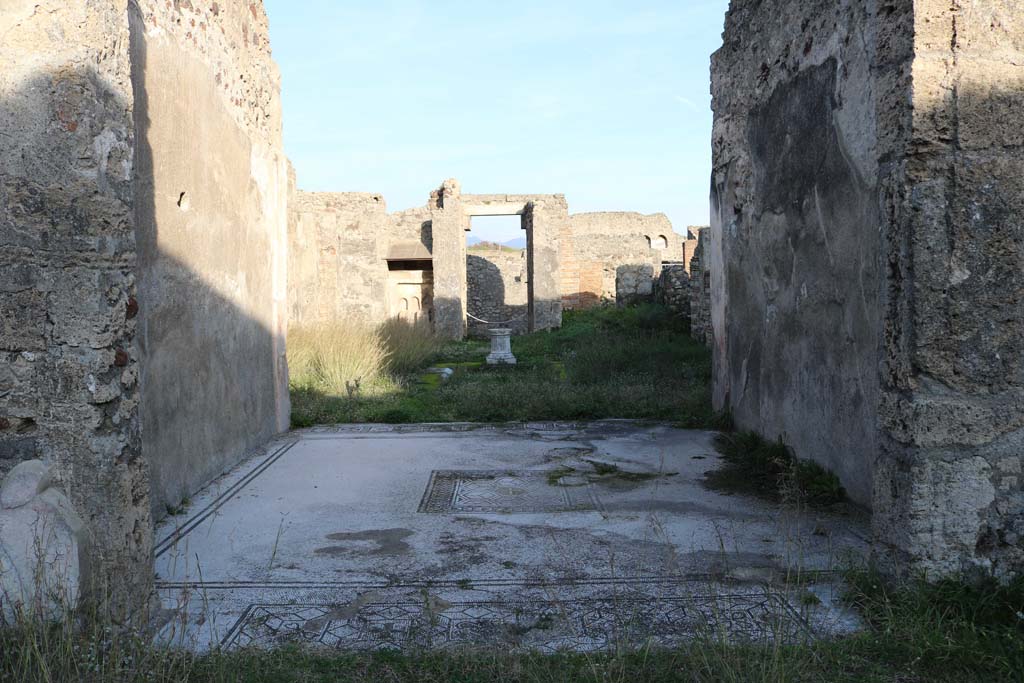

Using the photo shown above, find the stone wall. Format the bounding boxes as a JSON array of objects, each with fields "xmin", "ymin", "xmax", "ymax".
[
  {"xmin": 712, "ymin": 0, "xmax": 1024, "ymax": 576},
  {"xmin": 681, "ymin": 228, "xmax": 701, "ymax": 272},
  {"xmin": 561, "ymin": 212, "xmax": 684, "ymax": 308},
  {"xmin": 0, "ymin": 0, "xmax": 290, "ymax": 617},
  {"xmin": 872, "ymin": 1, "xmax": 1024, "ymax": 577},
  {"xmin": 688, "ymin": 228, "xmax": 712, "ymax": 347},
  {"xmin": 132, "ymin": 0, "xmax": 290, "ymax": 520},
  {"xmin": 288, "ymin": 189, "xmax": 686, "ymax": 337},
  {"xmin": 0, "ymin": 0, "xmax": 151, "ymax": 618},
  {"xmin": 657, "ymin": 264, "xmax": 690, "ymax": 322},
  {"xmin": 521, "ymin": 196, "xmax": 567, "ymax": 332},
  {"xmin": 467, "ymin": 249, "xmax": 528, "ymax": 336}
]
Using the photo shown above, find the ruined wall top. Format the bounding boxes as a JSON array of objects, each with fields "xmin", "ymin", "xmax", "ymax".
[
  {"xmin": 294, "ymin": 190, "xmax": 388, "ymax": 213},
  {"xmin": 133, "ymin": 0, "xmax": 282, "ymax": 140}
]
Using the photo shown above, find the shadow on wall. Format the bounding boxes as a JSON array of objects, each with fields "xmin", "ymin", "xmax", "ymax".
[
  {"xmin": 129, "ymin": 4, "xmax": 288, "ymax": 521},
  {"xmin": 0, "ymin": 62, "xmax": 156, "ymax": 616},
  {"xmin": 466, "ymin": 254, "xmax": 528, "ymax": 337},
  {"xmin": 418, "ymin": 219, "xmax": 433, "ymax": 254}
]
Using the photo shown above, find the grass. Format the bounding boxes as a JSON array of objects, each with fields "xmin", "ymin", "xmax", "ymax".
[
  {"xmin": 290, "ymin": 304, "xmax": 720, "ymax": 427},
  {"xmin": 705, "ymin": 430, "xmax": 847, "ymax": 508},
  {"xmin": 3, "ymin": 568, "xmax": 1022, "ymax": 682}
]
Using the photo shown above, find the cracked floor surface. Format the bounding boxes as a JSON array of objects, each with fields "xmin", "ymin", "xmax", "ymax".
[{"xmin": 154, "ymin": 422, "xmax": 868, "ymax": 651}]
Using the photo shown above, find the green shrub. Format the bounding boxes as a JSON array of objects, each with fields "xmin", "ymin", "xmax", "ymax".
[{"xmin": 707, "ymin": 430, "xmax": 847, "ymax": 507}]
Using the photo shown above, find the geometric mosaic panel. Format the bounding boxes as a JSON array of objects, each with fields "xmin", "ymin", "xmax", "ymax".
[
  {"xmin": 417, "ymin": 470, "xmax": 602, "ymax": 514},
  {"xmin": 222, "ymin": 588, "xmax": 811, "ymax": 652}
]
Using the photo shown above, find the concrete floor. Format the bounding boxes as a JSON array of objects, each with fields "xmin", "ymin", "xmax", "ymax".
[{"xmin": 154, "ymin": 422, "xmax": 868, "ymax": 652}]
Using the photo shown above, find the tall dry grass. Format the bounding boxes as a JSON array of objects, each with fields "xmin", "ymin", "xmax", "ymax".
[
  {"xmin": 378, "ymin": 318, "xmax": 445, "ymax": 375},
  {"xmin": 287, "ymin": 319, "xmax": 442, "ymax": 397}
]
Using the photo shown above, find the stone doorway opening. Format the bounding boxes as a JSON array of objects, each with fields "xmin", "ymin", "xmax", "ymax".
[
  {"xmin": 466, "ymin": 215, "xmax": 528, "ymax": 337},
  {"xmin": 385, "ymin": 242, "xmax": 435, "ymax": 327}
]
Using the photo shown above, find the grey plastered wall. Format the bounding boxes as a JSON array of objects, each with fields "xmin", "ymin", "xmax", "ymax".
[
  {"xmin": 131, "ymin": 0, "xmax": 290, "ymax": 520},
  {"xmin": 710, "ymin": 0, "xmax": 885, "ymax": 507},
  {"xmin": 0, "ymin": 0, "xmax": 152, "ymax": 616}
]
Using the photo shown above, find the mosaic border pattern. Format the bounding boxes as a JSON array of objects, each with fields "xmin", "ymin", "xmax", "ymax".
[
  {"xmin": 418, "ymin": 469, "xmax": 602, "ymax": 513},
  {"xmin": 154, "ymin": 440, "xmax": 298, "ymax": 557},
  {"xmin": 220, "ymin": 587, "xmax": 811, "ymax": 652}
]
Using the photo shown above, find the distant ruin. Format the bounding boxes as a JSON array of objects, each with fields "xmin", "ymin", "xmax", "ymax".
[{"xmin": 289, "ymin": 180, "xmax": 698, "ymax": 338}]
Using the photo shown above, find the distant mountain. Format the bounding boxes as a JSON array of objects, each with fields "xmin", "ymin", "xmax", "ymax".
[{"xmin": 466, "ymin": 235, "xmax": 526, "ymax": 249}]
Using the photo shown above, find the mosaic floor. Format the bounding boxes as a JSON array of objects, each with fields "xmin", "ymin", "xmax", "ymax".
[
  {"xmin": 220, "ymin": 580, "xmax": 809, "ymax": 652},
  {"xmin": 154, "ymin": 422, "xmax": 867, "ymax": 651}
]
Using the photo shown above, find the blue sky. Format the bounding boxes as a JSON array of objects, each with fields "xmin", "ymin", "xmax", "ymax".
[{"xmin": 264, "ymin": 0, "xmax": 729, "ymax": 242}]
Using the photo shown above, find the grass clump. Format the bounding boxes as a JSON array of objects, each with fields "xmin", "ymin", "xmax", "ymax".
[
  {"xmin": 706, "ymin": 431, "xmax": 846, "ymax": 507},
  {"xmin": 287, "ymin": 319, "xmax": 442, "ymax": 403},
  {"xmin": 834, "ymin": 567, "xmax": 1024, "ymax": 681},
  {"xmin": 287, "ymin": 323, "xmax": 395, "ymax": 397},
  {"xmin": 378, "ymin": 318, "xmax": 445, "ymax": 375}
]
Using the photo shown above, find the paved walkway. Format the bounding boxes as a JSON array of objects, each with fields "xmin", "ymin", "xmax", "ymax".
[{"xmin": 154, "ymin": 422, "xmax": 867, "ymax": 652}]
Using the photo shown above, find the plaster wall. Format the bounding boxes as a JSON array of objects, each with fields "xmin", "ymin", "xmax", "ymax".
[
  {"xmin": 710, "ymin": 0, "xmax": 884, "ymax": 507},
  {"xmin": 131, "ymin": 0, "xmax": 290, "ymax": 520},
  {"xmin": 288, "ymin": 191, "xmax": 390, "ymax": 326},
  {"xmin": 287, "ymin": 191, "xmax": 433, "ymax": 327}
]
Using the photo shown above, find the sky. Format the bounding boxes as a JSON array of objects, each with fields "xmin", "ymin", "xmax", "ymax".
[{"xmin": 264, "ymin": 0, "xmax": 730, "ymax": 243}]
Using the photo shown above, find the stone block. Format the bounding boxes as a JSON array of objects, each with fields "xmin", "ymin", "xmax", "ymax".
[
  {"xmin": 0, "ymin": 461, "xmax": 86, "ymax": 622},
  {"xmin": 957, "ymin": 58, "xmax": 1024, "ymax": 151},
  {"xmin": 0, "ymin": 290, "xmax": 46, "ymax": 352},
  {"xmin": 0, "ymin": 460, "xmax": 50, "ymax": 509}
]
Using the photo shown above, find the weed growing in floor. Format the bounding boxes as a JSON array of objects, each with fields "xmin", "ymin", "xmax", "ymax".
[
  {"xmin": 705, "ymin": 430, "xmax": 846, "ymax": 508},
  {"xmin": 835, "ymin": 567, "xmax": 1024, "ymax": 681}
]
